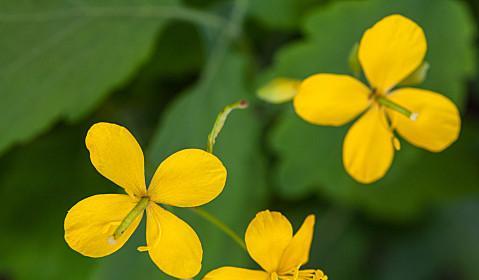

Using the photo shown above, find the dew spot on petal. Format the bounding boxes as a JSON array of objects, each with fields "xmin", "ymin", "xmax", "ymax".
[
  {"xmin": 107, "ymin": 236, "xmax": 117, "ymax": 245},
  {"xmin": 410, "ymin": 112, "xmax": 419, "ymax": 121}
]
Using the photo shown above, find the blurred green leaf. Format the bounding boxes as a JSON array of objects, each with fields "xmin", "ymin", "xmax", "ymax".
[
  {"xmin": 377, "ymin": 198, "xmax": 479, "ymax": 280},
  {"xmin": 152, "ymin": 22, "xmax": 205, "ymax": 77},
  {"xmin": 0, "ymin": 0, "xmax": 188, "ymax": 155},
  {"xmin": 249, "ymin": 0, "xmax": 325, "ymax": 30},
  {"xmin": 0, "ymin": 124, "xmax": 111, "ymax": 280},
  {"xmin": 267, "ymin": 0, "xmax": 478, "ymax": 220},
  {"xmin": 92, "ymin": 52, "xmax": 268, "ymax": 279}
]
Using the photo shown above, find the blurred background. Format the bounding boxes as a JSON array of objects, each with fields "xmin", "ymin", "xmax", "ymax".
[{"xmin": 1, "ymin": 0, "xmax": 478, "ymax": 279}]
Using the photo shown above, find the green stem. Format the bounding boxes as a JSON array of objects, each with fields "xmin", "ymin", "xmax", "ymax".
[
  {"xmin": 376, "ymin": 95, "xmax": 416, "ymax": 120},
  {"xmin": 113, "ymin": 197, "xmax": 149, "ymax": 240},
  {"xmin": 193, "ymin": 0, "xmax": 250, "ymax": 256},
  {"xmin": 191, "ymin": 207, "xmax": 247, "ymax": 251},
  {"xmin": 207, "ymin": 100, "xmax": 248, "ymax": 153}
]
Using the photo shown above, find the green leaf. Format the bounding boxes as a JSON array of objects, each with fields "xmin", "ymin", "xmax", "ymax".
[
  {"xmin": 249, "ymin": 0, "xmax": 324, "ymax": 30},
  {"xmin": 0, "ymin": 0, "xmax": 186, "ymax": 155},
  {"xmin": 377, "ymin": 199, "xmax": 479, "ymax": 280},
  {"xmin": 92, "ymin": 52, "xmax": 268, "ymax": 279},
  {"xmin": 267, "ymin": 0, "xmax": 478, "ymax": 221},
  {"xmin": 152, "ymin": 22, "xmax": 205, "ymax": 77},
  {"xmin": 0, "ymin": 124, "xmax": 111, "ymax": 280}
]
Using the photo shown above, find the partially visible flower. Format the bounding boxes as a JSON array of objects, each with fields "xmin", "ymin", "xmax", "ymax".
[
  {"xmin": 294, "ymin": 14, "xmax": 460, "ymax": 183},
  {"xmin": 64, "ymin": 122, "xmax": 227, "ymax": 279},
  {"xmin": 204, "ymin": 210, "xmax": 327, "ymax": 280},
  {"xmin": 258, "ymin": 78, "xmax": 301, "ymax": 104}
]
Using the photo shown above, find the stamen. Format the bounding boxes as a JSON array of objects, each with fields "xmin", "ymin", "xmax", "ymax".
[
  {"xmin": 137, "ymin": 246, "xmax": 149, "ymax": 252},
  {"xmin": 113, "ymin": 197, "xmax": 149, "ymax": 240},
  {"xmin": 279, "ymin": 268, "xmax": 328, "ymax": 280},
  {"xmin": 392, "ymin": 137, "xmax": 401, "ymax": 151}
]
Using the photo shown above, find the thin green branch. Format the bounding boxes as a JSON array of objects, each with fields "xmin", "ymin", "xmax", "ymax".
[{"xmin": 191, "ymin": 207, "xmax": 247, "ymax": 251}]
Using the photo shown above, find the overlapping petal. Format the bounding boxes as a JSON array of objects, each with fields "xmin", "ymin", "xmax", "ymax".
[
  {"xmin": 387, "ymin": 88, "xmax": 461, "ymax": 152},
  {"xmin": 359, "ymin": 14, "xmax": 427, "ymax": 93},
  {"xmin": 148, "ymin": 149, "xmax": 227, "ymax": 207},
  {"xmin": 343, "ymin": 105, "xmax": 395, "ymax": 184},
  {"xmin": 294, "ymin": 74, "xmax": 370, "ymax": 126},
  {"xmin": 86, "ymin": 122, "xmax": 146, "ymax": 198},
  {"xmin": 203, "ymin": 267, "xmax": 268, "ymax": 280},
  {"xmin": 145, "ymin": 203, "xmax": 202, "ymax": 279},
  {"xmin": 278, "ymin": 215, "xmax": 315, "ymax": 274},
  {"xmin": 64, "ymin": 194, "xmax": 142, "ymax": 258},
  {"xmin": 245, "ymin": 210, "xmax": 293, "ymax": 272}
]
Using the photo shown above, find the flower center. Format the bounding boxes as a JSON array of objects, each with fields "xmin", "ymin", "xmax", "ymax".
[{"xmin": 110, "ymin": 196, "xmax": 149, "ymax": 243}]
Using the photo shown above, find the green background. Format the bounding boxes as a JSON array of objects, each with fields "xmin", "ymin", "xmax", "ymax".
[{"xmin": 0, "ymin": 0, "xmax": 478, "ymax": 279}]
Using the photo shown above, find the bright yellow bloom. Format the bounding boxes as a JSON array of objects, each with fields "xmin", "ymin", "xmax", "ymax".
[
  {"xmin": 203, "ymin": 210, "xmax": 327, "ymax": 280},
  {"xmin": 294, "ymin": 14, "xmax": 461, "ymax": 184},
  {"xmin": 64, "ymin": 122, "xmax": 227, "ymax": 279}
]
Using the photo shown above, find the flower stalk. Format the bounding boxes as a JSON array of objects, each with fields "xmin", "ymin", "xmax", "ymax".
[
  {"xmin": 191, "ymin": 207, "xmax": 246, "ymax": 251},
  {"xmin": 189, "ymin": 100, "xmax": 251, "ymax": 252},
  {"xmin": 207, "ymin": 100, "xmax": 248, "ymax": 153}
]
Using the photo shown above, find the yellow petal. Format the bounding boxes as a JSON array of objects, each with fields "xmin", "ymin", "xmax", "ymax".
[
  {"xmin": 146, "ymin": 203, "xmax": 202, "ymax": 279},
  {"xmin": 387, "ymin": 88, "xmax": 461, "ymax": 152},
  {"xmin": 278, "ymin": 215, "xmax": 315, "ymax": 274},
  {"xmin": 358, "ymin": 14, "xmax": 427, "ymax": 93},
  {"xmin": 294, "ymin": 74, "xmax": 370, "ymax": 126},
  {"xmin": 203, "ymin": 267, "xmax": 268, "ymax": 280},
  {"xmin": 245, "ymin": 210, "xmax": 293, "ymax": 272},
  {"xmin": 148, "ymin": 149, "xmax": 227, "ymax": 207},
  {"xmin": 64, "ymin": 194, "xmax": 142, "ymax": 258},
  {"xmin": 343, "ymin": 105, "xmax": 395, "ymax": 184},
  {"xmin": 86, "ymin": 122, "xmax": 146, "ymax": 198},
  {"xmin": 257, "ymin": 78, "xmax": 301, "ymax": 104}
]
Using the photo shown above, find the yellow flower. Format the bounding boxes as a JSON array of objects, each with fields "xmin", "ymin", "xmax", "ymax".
[
  {"xmin": 64, "ymin": 122, "xmax": 227, "ymax": 279},
  {"xmin": 293, "ymin": 14, "xmax": 461, "ymax": 184},
  {"xmin": 204, "ymin": 210, "xmax": 327, "ymax": 280}
]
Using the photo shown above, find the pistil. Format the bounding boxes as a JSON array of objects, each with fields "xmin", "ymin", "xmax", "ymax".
[
  {"xmin": 112, "ymin": 196, "xmax": 149, "ymax": 241},
  {"xmin": 376, "ymin": 95, "xmax": 417, "ymax": 120}
]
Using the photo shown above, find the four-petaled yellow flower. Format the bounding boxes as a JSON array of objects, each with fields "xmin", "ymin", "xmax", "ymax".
[
  {"xmin": 64, "ymin": 122, "xmax": 227, "ymax": 279},
  {"xmin": 294, "ymin": 14, "xmax": 461, "ymax": 184},
  {"xmin": 204, "ymin": 210, "xmax": 327, "ymax": 280}
]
